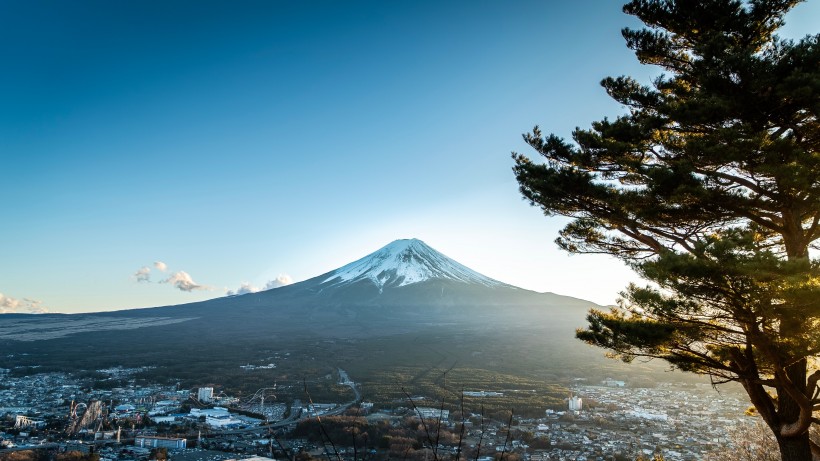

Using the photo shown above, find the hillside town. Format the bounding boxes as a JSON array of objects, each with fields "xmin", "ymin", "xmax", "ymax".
[{"xmin": 1, "ymin": 366, "xmax": 754, "ymax": 461}]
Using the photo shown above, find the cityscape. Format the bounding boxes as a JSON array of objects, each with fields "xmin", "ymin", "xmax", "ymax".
[{"xmin": 1, "ymin": 365, "xmax": 753, "ymax": 461}]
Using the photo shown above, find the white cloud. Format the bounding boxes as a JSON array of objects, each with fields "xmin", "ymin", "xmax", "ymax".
[
  {"xmin": 226, "ymin": 274, "xmax": 293, "ymax": 297},
  {"xmin": 161, "ymin": 271, "xmax": 207, "ymax": 292},
  {"xmin": 135, "ymin": 261, "xmax": 210, "ymax": 293},
  {"xmin": 264, "ymin": 274, "xmax": 293, "ymax": 289},
  {"xmin": 134, "ymin": 266, "xmax": 151, "ymax": 282},
  {"xmin": 23, "ymin": 298, "xmax": 49, "ymax": 314},
  {"xmin": 0, "ymin": 293, "xmax": 49, "ymax": 314},
  {"xmin": 0, "ymin": 293, "xmax": 20, "ymax": 311},
  {"xmin": 227, "ymin": 282, "xmax": 258, "ymax": 296}
]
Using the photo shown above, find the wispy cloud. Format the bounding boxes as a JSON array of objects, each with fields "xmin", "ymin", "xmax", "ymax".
[
  {"xmin": 134, "ymin": 261, "xmax": 211, "ymax": 294},
  {"xmin": 0, "ymin": 293, "xmax": 49, "ymax": 314},
  {"xmin": 227, "ymin": 282, "xmax": 257, "ymax": 296},
  {"xmin": 133, "ymin": 264, "xmax": 294, "ymax": 296},
  {"xmin": 161, "ymin": 271, "xmax": 208, "ymax": 292},
  {"xmin": 23, "ymin": 298, "xmax": 48, "ymax": 314},
  {"xmin": 226, "ymin": 274, "xmax": 293, "ymax": 296},
  {"xmin": 265, "ymin": 274, "xmax": 293, "ymax": 289},
  {"xmin": 134, "ymin": 266, "xmax": 151, "ymax": 282}
]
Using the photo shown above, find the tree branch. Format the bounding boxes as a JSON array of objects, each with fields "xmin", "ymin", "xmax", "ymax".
[
  {"xmin": 775, "ymin": 367, "xmax": 816, "ymax": 437},
  {"xmin": 810, "ymin": 438, "xmax": 820, "ymax": 461}
]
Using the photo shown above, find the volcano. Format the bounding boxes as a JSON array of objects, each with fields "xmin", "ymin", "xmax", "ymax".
[
  {"xmin": 319, "ymin": 238, "xmax": 509, "ymax": 290},
  {"xmin": 0, "ymin": 239, "xmax": 606, "ymax": 380},
  {"xmin": 210, "ymin": 238, "xmax": 592, "ymax": 311}
]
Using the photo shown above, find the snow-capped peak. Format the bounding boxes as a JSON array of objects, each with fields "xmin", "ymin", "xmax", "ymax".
[{"xmin": 321, "ymin": 239, "xmax": 507, "ymax": 290}]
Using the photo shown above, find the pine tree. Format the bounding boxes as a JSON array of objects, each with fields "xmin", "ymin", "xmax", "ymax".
[{"xmin": 512, "ymin": 1, "xmax": 820, "ymax": 460}]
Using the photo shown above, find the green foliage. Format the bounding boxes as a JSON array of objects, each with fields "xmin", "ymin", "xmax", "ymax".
[{"xmin": 513, "ymin": 1, "xmax": 820, "ymax": 460}]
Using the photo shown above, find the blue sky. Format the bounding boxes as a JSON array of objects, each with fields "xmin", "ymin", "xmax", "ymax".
[{"xmin": 2, "ymin": 1, "xmax": 818, "ymax": 313}]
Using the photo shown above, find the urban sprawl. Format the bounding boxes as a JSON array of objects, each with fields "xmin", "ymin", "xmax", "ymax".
[{"xmin": 0, "ymin": 367, "xmax": 753, "ymax": 461}]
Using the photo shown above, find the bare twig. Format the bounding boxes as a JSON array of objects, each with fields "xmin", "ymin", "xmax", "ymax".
[
  {"xmin": 498, "ymin": 411, "xmax": 514, "ymax": 461},
  {"xmin": 352, "ymin": 426, "xmax": 358, "ymax": 461},
  {"xmin": 474, "ymin": 406, "xmax": 485, "ymax": 461},
  {"xmin": 269, "ymin": 427, "xmax": 294, "ymax": 461},
  {"xmin": 402, "ymin": 387, "xmax": 438, "ymax": 461},
  {"xmin": 455, "ymin": 390, "xmax": 466, "ymax": 461},
  {"xmin": 433, "ymin": 398, "xmax": 445, "ymax": 460},
  {"xmin": 304, "ymin": 379, "xmax": 342, "ymax": 461}
]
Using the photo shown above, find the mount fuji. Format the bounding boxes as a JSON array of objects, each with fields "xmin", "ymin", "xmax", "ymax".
[
  {"xmin": 319, "ymin": 239, "xmax": 509, "ymax": 291},
  {"xmin": 228, "ymin": 238, "xmax": 587, "ymax": 309},
  {"xmin": 0, "ymin": 239, "xmax": 605, "ymax": 380}
]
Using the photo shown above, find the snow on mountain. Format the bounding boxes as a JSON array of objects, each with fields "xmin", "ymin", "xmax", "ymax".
[{"xmin": 321, "ymin": 238, "xmax": 509, "ymax": 290}]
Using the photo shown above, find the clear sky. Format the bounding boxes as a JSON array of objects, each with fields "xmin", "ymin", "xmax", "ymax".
[{"xmin": 2, "ymin": 1, "xmax": 818, "ymax": 314}]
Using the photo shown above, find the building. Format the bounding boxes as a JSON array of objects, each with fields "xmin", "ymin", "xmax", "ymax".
[
  {"xmin": 190, "ymin": 407, "xmax": 245, "ymax": 428},
  {"xmin": 190, "ymin": 407, "xmax": 231, "ymax": 419},
  {"xmin": 198, "ymin": 387, "xmax": 214, "ymax": 403},
  {"xmin": 14, "ymin": 415, "xmax": 46, "ymax": 429},
  {"xmin": 152, "ymin": 415, "xmax": 180, "ymax": 424},
  {"xmin": 135, "ymin": 436, "xmax": 187, "ymax": 449},
  {"xmin": 414, "ymin": 407, "xmax": 450, "ymax": 420},
  {"xmin": 226, "ymin": 457, "xmax": 277, "ymax": 461},
  {"xmin": 149, "ymin": 400, "xmax": 180, "ymax": 416},
  {"xmin": 65, "ymin": 442, "xmax": 91, "ymax": 454},
  {"xmin": 568, "ymin": 396, "xmax": 583, "ymax": 412},
  {"xmin": 602, "ymin": 378, "xmax": 626, "ymax": 387},
  {"xmin": 305, "ymin": 403, "xmax": 337, "ymax": 416},
  {"xmin": 114, "ymin": 404, "xmax": 136, "ymax": 414}
]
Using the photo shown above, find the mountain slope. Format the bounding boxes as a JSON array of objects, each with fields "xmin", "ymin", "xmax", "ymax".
[
  {"xmin": 241, "ymin": 239, "xmax": 588, "ymax": 309},
  {"xmin": 1, "ymin": 239, "xmax": 597, "ymax": 341},
  {"xmin": 0, "ymin": 239, "xmax": 611, "ymax": 386}
]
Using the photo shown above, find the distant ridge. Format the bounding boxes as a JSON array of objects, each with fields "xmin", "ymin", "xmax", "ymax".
[
  {"xmin": 0, "ymin": 236, "xmax": 616, "ymax": 392},
  {"xmin": 0, "ymin": 238, "xmax": 598, "ymax": 343}
]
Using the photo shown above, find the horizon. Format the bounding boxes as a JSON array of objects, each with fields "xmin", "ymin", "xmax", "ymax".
[
  {"xmin": 2, "ymin": 1, "xmax": 819, "ymax": 314},
  {"xmin": 2, "ymin": 237, "xmax": 602, "ymax": 316}
]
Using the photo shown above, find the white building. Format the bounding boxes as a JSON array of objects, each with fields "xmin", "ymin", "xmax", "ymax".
[
  {"xmin": 198, "ymin": 387, "xmax": 214, "ymax": 403},
  {"xmin": 135, "ymin": 436, "xmax": 187, "ymax": 449},
  {"xmin": 14, "ymin": 415, "xmax": 46, "ymax": 429},
  {"xmin": 568, "ymin": 396, "xmax": 583, "ymax": 411},
  {"xmin": 414, "ymin": 407, "xmax": 450, "ymax": 420},
  {"xmin": 149, "ymin": 400, "xmax": 180, "ymax": 416},
  {"xmin": 190, "ymin": 406, "xmax": 230, "ymax": 419},
  {"xmin": 114, "ymin": 404, "xmax": 136, "ymax": 414},
  {"xmin": 602, "ymin": 378, "xmax": 626, "ymax": 387},
  {"xmin": 190, "ymin": 407, "xmax": 244, "ymax": 428},
  {"xmin": 206, "ymin": 414, "xmax": 240, "ymax": 428},
  {"xmin": 305, "ymin": 403, "xmax": 337, "ymax": 416}
]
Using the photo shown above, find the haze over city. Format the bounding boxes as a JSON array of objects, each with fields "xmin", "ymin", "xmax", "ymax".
[{"xmin": 2, "ymin": 0, "xmax": 819, "ymax": 314}]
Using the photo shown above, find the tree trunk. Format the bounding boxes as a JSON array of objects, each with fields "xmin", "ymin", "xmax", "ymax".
[
  {"xmin": 777, "ymin": 433, "xmax": 812, "ymax": 461},
  {"xmin": 775, "ymin": 349, "xmax": 811, "ymax": 461}
]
